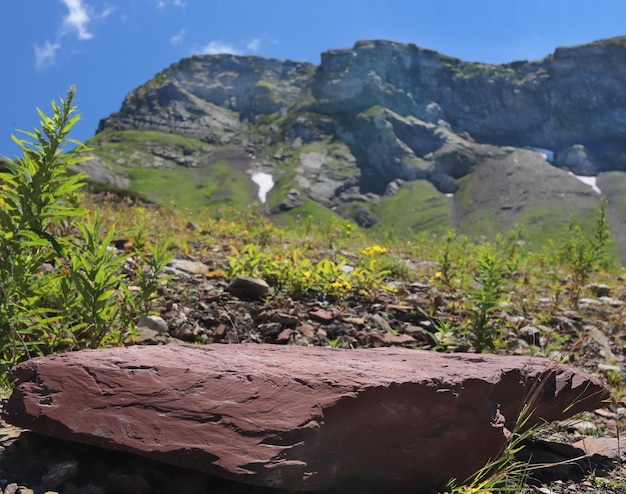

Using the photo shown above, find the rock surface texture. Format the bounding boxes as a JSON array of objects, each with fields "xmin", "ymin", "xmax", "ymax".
[{"xmin": 4, "ymin": 344, "xmax": 608, "ymax": 493}]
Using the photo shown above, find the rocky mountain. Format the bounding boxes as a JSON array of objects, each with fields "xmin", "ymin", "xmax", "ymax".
[{"xmin": 84, "ymin": 36, "xmax": 626, "ymax": 257}]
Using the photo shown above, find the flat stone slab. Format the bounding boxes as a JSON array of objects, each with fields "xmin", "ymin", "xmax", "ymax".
[{"xmin": 3, "ymin": 344, "xmax": 608, "ymax": 493}]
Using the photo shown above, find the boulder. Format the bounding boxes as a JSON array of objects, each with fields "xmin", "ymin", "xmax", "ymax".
[
  {"xmin": 226, "ymin": 275, "xmax": 269, "ymax": 300},
  {"xmin": 4, "ymin": 345, "xmax": 608, "ymax": 493}
]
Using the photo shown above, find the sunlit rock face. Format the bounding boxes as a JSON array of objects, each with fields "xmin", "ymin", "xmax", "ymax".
[{"xmin": 4, "ymin": 344, "xmax": 608, "ymax": 493}]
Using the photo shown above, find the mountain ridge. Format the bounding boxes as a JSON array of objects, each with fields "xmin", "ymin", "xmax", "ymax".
[{"xmin": 83, "ymin": 36, "xmax": 626, "ymax": 259}]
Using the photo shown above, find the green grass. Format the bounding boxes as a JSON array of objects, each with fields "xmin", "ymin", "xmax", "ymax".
[
  {"xmin": 124, "ymin": 159, "xmax": 255, "ymax": 210},
  {"xmin": 588, "ymin": 35, "xmax": 626, "ymax": 47},
  {"xmin": 88, "ymin": 129, "xmax": 209, "ymax": 151},
  {"xmin": 272, "ymin": 197, "xmax": 339, "ymax": 227},
  {"xmin": 372, "ymin": 180, "xmax": 453, "ymax": 237},
  {"xmin": 87, "ymin": 129, "xmax": 258, "ymax": 211}
]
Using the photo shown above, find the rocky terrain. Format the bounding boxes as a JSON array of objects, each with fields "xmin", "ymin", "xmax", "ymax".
[
  {"xmin": 0, "ymin": 236, "xmax": 624, "ymax": 493},
  {"xmin": 81, "ymin": 36, "xmax": 626, "ymax": 260}
]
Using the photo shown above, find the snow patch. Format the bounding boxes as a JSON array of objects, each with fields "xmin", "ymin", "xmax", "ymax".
[
  {"xmin": 251, "ymin": 172, "xmax": 274, "ymax": 204},
  {"xmin": 524, "ymin": 146, "xmax": 554, "ymax": 163},
  {"xmin": 568, "ymin": 172, "xmax": 601, "ymax": 194}
]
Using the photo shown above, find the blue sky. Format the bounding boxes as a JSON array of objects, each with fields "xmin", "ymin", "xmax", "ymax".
[{"xmin": 2, "ymin": 0, "xmax": 625, "ymax": 157}]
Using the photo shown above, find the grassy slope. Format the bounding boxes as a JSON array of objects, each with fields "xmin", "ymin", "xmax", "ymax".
[
  {"xmin": 86, "ymin": 131, "xmax": 623, "ymax": 262},
  {"xmin": 371, "ymin": 180, "xmax": 453, "ymax": 237},
  {"xmin": 87, "ymin": 130, "xmax": 258, "ymax": 210}
]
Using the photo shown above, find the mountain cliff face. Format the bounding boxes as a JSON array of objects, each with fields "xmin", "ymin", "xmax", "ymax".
[{"xmin": 87, "ymin": 36, "xmax": 626, "ymax": 256}]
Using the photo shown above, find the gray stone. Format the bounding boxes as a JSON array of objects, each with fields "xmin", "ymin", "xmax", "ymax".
[
  {"xmin": 136, "ymin": 315, "xmax": 168, "ymax": 334},
  {"xmin": 226, "ymin": 275, "xmax": 269, "ymax": 300},
  {"xmin": 587, "ymin": 283, "xmax": 612, "ymax": 298},
  {"xmin": 167, "ymin": 259, "xmax": 210, "ymax": 276},
  {"xmin": 42, "ymin": 460, "xmax": 80, "ymax": 489},
  {"xmin": 555, "ymin": 144, "xmax": 594, "ymax": 175},
  {"xmin": 353, "ymin": 206, "xmax": 379, "ymax": 228}
]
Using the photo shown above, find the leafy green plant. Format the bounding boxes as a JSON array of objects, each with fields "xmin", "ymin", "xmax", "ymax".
[
  {"xmin": 463, "ymin": 246, "xmax": 508, "ymax": 353},
  {"xmin": 558, "ymin": 197, "xmax": 613, "ymax": 305},
  {"xmin": 428, "ymin": 320, "xmax": 456, "ymax": 352},
  {"xmin": 227, "ymin": 242, "xmax": 394, "ymax": 301},
  {"xmin": 0, "ymin": 88, "xmax": 169, "ymax": 386},
  {"xmin": 134, "ymin": 238, "xmax": 173, "ymax": 314},
  {"xmin": 439, "ymin": 230, "xmax": 457, "ymax": 289},
  {"xmin": 445, "ymin": 367, "xmax": 563, "ymax": 494},
  {"xmin": 62, "ymin": 216, "xmax": 134, "ymax": 348}
]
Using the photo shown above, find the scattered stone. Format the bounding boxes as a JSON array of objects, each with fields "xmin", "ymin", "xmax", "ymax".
[
  {"xmin": 276, "ymin": 328, "xmax": 294, "ymax": 344},
  {"xmin": 273, "ymin": 188, "xmax": 303, "ymax": 212},
  {"xmin": 41, "ymin": 460, "xmax": 79, "ymax": 490},
  {"xmin": 226, "ymin": 275, "xmax": 269, "ymax": 300},
  {"xmin": 353, "ymin": 206, "xmax": 379, "ymax": 228},
  {"xmin": 310, "ymin": 310, "xmax": 334, "ymax": 322},
  {"xmin": 296, "ymin": 323, "xmax": 315, "ymax": 339},
  {"xmin": 555, "ymin": 144, "xmax": 594, "ymax": 175},
  {"xmin": 185, "ymin": 221, "xmax": 200, "ymax": 231},
  {"xmin": 5, "ymin": 344, "xmax": 608, "ymax": 493},
  {"xmin": 370, "ymin": 313, "xmax": 393, "ymax": 332},
  {"xmin": 572, "ymin": 437, "xmax": 626, "ymax": 460},
  {"xmin": 104, "ymin": 473, "xmax": 152, "ymax": 494},
  {"xmin": 136, "ymin": 315, "xmax": 168, "ymax": 334},
  {"xmin": 384, "ymin": 179, "xmax": 404, "ymax": 195},
  {"xmin": 597, "ymin": 363, "xmax": 622, "ymax": 375},
  {"xmin": 271, "ymin": 312, "xmax": 299, "ymax": 325},
  {"xmin": 519, "ymin": 325, "xmax": 542, "ymax": 346},
  {"xmin": 370, "ymin": 332, "xmax": 416, "ymax": 347},
  {"xmin": 342, "ymin": 316, "xmax": 365, "ymax": 326},
  {"xmin": 403, "ymin": 325, "xmax": 436, "ymax": 342},
  {"xmin": 170, "ymin": 324, "xmax": 194, "ymax": 342},
  {"xmin": 587, "ymin": 283, "xmax": 612, "ymax": 298},
  {"xmin": 167, "ymin": 259, "xmax": 210, "ymax": 276},
  {"xmin": 132, "ymin": 327, "xmax": 162, "ymax": 345},
  {"xmin": 561, "ymin": 419, "xmax": 602, "ymax": 435},
  {"xmin": 257, "ymin": 322, "xmax": 282, "ymax": 336}
]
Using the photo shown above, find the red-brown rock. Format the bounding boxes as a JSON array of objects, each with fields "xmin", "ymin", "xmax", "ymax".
[{"xmin": 3, "ymin": 345, "xmax": 608, "ymax": 493}]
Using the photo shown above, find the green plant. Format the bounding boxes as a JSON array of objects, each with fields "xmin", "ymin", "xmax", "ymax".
[
  {"xmin": 428, "ymin": 320, "xmax": 456, "ymax": 352},
  {"xmin": 445, "ymin": 367, "xmax": 564, "ymax": 494},
  {"xmin": 327, "ymin": 338, "xmax": 341, "ymax": 348},
  {"xmin": 0, "ymin": 88, "xmax": 169, "ymax": 386},
  {"xmin": 558, "ymin": 197, "xmax": 613, "ymax": 305},
  {"xmin": 463, "ymin": 246, "xmax": 508, "ymax": 353},
  {"xmin": 134, "ymin": 239, "xmax": 173, "ymax": 314},
  {"xmin": 439, "ymin": 230, "xmax": 457, "ymax": 289}
]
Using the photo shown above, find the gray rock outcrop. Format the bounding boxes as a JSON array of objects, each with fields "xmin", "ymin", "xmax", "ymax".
[{"xmin": 87, "ymin": 36, "xmax": 626, "ymax": 259}]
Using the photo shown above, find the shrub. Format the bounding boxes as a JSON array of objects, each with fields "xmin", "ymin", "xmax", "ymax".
[{"xmin": 0, "ymin": 87, "xmax": 169, "ymax": 387}]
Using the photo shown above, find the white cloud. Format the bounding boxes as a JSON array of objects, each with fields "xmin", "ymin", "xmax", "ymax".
[
  {"xmin": 200, "ymin": 40, "xmax": 242, "ymax": 55},
  {"xmin": 99, "ymin": 5, "xmax": 115, "ymax": 19},
  {"xmin": 246, "ymin": 38, "xmax": 261, "ymax": 53},
  {"xmin": 34, "ymin": 40, "xmax": 62, "ymax": 70},
  {"xmin": 170, "ymin": 29, "xmax": 186, "ymax": 46},
  {"xmin": 60, "ymin": 0, "xmax": 93, "ymax": 40},
  {"xmin": 156, "ymin": 0, "xmax": 185, "ymax": 8},
  {"xmin": 33, "ymin": 0, "xmax": 113, "ymax": 69}
]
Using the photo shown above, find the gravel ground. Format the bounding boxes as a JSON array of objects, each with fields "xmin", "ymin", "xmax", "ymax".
[{"xmin": 0, "ymin": 250, "xmax": 624, "ymax": 493}]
